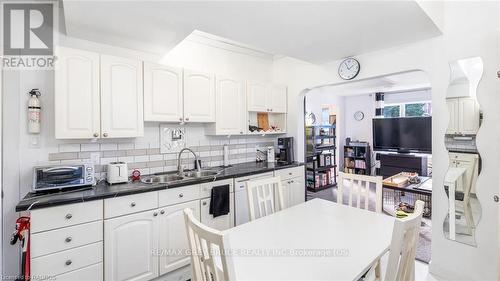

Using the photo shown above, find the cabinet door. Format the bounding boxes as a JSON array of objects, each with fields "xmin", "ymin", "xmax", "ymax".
[
  {"xmin": 458, "ymin": 97, "xmax": 480, "ymax": 134},
  {"xmin": 183, "ymin": 69, "xmax": 215, "ymax": 122},
  {"xmin": 247, "ymin": 81, "xmax": 268, "ymax": 112},
  {"xmin": 143, "ymin": 63, "xmax": 183, "ymax": 122},
  {"xmin": 289, "ymin": 176, "xmax": 306, "ymax": 207},
  {"xmin": 215, "ymin": 76, "xmax": 244, "ymax": 135},
  {"xmin": 158, "ymin": 200, "xmax": 200, "ymax": 275},
  {"xmin": 268, "ymin": 85, "xmax": 287, "ymax": 113},
  {"xmin": 446, "ymin": 98, "xmax": 459, "ymax": 134},
  {"xmin": 278, "ymin": 180, "xmax": 292, "ymax": 210},
  {"xmin": 55, "ymin": 47, "xmax": 100, "ymax": 139},
  {"xmin": 200, "ymin": 195, "xmax": 234, "ymax": 231},
  {"xmin": 104, "ymin": 210, "xmax": 158, "ymax": 281},
  {"xmin": 100, "ymin": 55, "xmax": 144, "ymax": 138}
]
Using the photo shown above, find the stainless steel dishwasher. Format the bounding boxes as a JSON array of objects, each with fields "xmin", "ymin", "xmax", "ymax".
[{"xmin": 234, "ymin": 172, "xmax": 274, "ymax": 226}]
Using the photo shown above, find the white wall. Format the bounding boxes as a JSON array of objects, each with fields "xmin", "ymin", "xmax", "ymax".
[
  {"xmin": 1, "ymin": 35, "xmax": 277, "ymax": 276},
  {"xmin": 343, "ymin": 94, "xmax": 374, "ymax": 144},
  {"xmin": 274, "ymin": 2, "xmax": 499, "ymax": 280}
]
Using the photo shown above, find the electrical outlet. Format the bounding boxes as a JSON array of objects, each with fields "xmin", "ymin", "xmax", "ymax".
[{"xmin": 90, "ymin": 152, "xmax": 100, "ymax": 164}]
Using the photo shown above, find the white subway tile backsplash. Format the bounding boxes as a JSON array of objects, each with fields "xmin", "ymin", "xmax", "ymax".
[
  {"xmin": 101, "ymin": 157, "xmax": 118, "ymax": 165},
  {"xmin": 118, "ymin": 143, "xmax": 134, "ymax": 150},
  {"xmin": 100, "ymin": 143, "xmax": 118, "ymax": 151},
  {"xmin": 134, "ymin": 155, "xmax": 149, "ymax": 162},
  {"xmin": 149, "ymin": 154, "xmax": 163, "ymax": 161},
  {"xmin": 118, "ymin": 156, "xmax": 134, "ymax": 163},
  {"xmin": 81, "ymin": 143, "xmax": 99, "ymax": 151},
  {"xmin": 59, "ymin": 143, "xmax": 80, "ymax": 152}
]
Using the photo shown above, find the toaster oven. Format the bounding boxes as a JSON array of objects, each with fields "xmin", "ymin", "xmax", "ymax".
[{"xmin": 32, "ymin": 163, "xmax": 96, "ymax": 192}]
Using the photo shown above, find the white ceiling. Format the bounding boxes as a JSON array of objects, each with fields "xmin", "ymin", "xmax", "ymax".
[
  {"xmin": 62, "ymin": 1, "xmax": 441, "ymax": 64},
  {"xmin": 313, "ymin": 70, "xmax": 431, "ymax": 96}
]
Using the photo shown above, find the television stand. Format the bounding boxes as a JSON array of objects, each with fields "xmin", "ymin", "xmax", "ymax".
[{"xmin": 376, "ymin": 152, "xmax": 428, "ymax": 178}]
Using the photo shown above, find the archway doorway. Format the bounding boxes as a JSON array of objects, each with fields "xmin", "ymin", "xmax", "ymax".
[{"xmin": 302, "ymin": 70, "xmax": 433, "ymax": 263}]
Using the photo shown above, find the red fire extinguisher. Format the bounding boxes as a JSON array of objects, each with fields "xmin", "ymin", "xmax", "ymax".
[{"xmin": 10, "ymin": 217, "xmax": 30, "ymax": 281}]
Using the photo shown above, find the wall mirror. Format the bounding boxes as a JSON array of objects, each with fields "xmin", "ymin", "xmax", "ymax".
[{"xmin": 443, "ymin": 57, "xmax": 483, "ymax": 246}]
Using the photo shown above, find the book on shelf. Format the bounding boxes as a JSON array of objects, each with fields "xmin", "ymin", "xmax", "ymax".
[{"xmin": 354, "ymin": 160, "xmax": 366, "ymax": 169}]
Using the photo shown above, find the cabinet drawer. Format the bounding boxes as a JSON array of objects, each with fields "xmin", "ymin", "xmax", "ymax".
[
  {"xmin": 31, "ymin": 200, "xmax": 103, "ymax": 233},
  {"xmin": 449, "ymin": 152, "xmax": 478, "ymax": 162},
  {"xmin": 234, "ymin": 172, "xmax": 274, "ymax": 191},
  {"xmin": 200, "ymin": 179, "xmax": 234, "ymax": 198},
  {"xmin": 31, "ymin": 221, "xmax": 103, "ymax": 258},
  {"xmin": 274, "ymin": 166, "xmax": 304, "ymax": 181},
  {"xmin": 159, "ymin": 184, "xmax": 200, "ymax": 207},
  {"xmin": 104, "ymin": 192, "xmax": 158, "ymax": 219},
  {"xmin": 54, "ymin": 262, "xmax": 103, "ymax": 281},
  {"xmin": 31, "ymin": 242, "xmax": 103, "ymax": 277}
]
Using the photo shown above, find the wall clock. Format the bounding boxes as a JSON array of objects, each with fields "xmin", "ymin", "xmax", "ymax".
[
  {"xmin": 338, "ymin": 57, "xmax": 360, "ymax": 80},
  {"xmin": 354, "ymin": 111, "xmax": 364, "ymax": 121}
]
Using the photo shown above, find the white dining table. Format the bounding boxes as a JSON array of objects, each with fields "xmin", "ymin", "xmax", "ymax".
[{"xmin": 223, "ymin": 199, "xmax": 395, "ymax": 281}]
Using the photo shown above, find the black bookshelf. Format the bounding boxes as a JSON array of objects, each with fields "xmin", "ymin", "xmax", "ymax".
[
  {"xmin": 306, "ymin": 125, "xmax": 337, "ymax": 192},
  {"xmin": 343, "ymin": 142, "xmax": 371, "ymax": 175}
]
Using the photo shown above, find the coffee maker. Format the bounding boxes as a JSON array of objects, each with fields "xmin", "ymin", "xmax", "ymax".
[{"xmin": 277, "ymin": 137, "xmax": 294, "ymax": 164}]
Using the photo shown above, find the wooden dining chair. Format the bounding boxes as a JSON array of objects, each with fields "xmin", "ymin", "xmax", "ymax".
[
  {"xmin": 184, "ymin": 208, "xmax": 231, "ymax": 281},
  {"xmin": 246, "ymin": 176, "xmax": 285, "ymax": 221},
  {"xmin": 365, "ymin": 200, "xmax": 425, "ymax": 281},
  {"xmin": 336, "ymin": 172, "xmax": 383, "ymax": 213}
]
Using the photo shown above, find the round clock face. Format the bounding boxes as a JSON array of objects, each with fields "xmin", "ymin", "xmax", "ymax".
[
  {"xmin": 338, "ymin": 57, "xmax": 360, "ymax": 80},
  {"xmin": 354, "ymin": 111, "xmax": 364, "ymax": 121}
]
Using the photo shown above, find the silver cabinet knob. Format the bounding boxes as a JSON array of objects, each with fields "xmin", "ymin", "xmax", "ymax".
[
  {"xmin": 65, "ymin": 237, "xmax": 72, "ymax": 243},
  {"xmin": 130, "ymin": 202, "xmax": 136, "ymax": 207},
  {"xmin": 160, "ymin": 210, "xmax": 165, "ymax": 215},
  {"xmin": 185, "ymin": 117, "xmax": 190, "ymax": 121},
  {"xmin": 494, "ymin": 195, "xmax": 499, "ymax": 202},
  {"xmin": 290, "ymin": 180, "xmax": 294, "ymax": 183},
  {"xmin": 153, "ymin": 212, "xmax": 158, "ymax": 217},
  {"xmin": 103, "ymin": 133, "xmax": 108, "ymax": 137},
  {"xmin": 65, "ymin": 213, "xmax": 72, "ymax": 219},
  {"xmin": 178, "ymin": 193, "xmax": 184, "ymax": 198},
  {"xmin": 93, "ymin": 133, "xmax": 99, "ymax": 137},
  {"xmin": 202, "ymin": 201, "xmax": 207, "ymax": 206},
  {"xmin": 179, "ymin": 117, "xmax": 183, "ymax": 121},
  {"xmin": 65, "ymin": 260, "xmax": 72, "ymax": 266}
]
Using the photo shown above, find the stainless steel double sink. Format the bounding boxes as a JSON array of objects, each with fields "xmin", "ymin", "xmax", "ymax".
[{"xmin": 141, "ymin": 169, "xmax": 220, "ymax": 184}]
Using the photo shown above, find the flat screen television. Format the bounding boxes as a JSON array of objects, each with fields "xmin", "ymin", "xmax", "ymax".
[{"xmin": 373, "ymin": 117, "xmax": 432, "ymax": 154}]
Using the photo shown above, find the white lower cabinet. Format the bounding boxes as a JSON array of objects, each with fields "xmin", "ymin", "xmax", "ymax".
[
  {"xmin": 159, "ymin": 200, "xmax": 200, "ymax": 275},
  {"xmin": 104, "ymin": 209, "xmax": 159, "ymax": 281},
  {"xmin": 200, "ymin": 179, "xmax": 235, "ymax": 231},
  {"xmin": 54, "ymin": 262, "xmax": 103, "ymax": 281},
  {"xmin": 280, "ymin": 176, "xmax": 306, "ymax": 208},
  {"xmin": 200, "ymin": 196, "xmax": 234, "ymax": 231}
]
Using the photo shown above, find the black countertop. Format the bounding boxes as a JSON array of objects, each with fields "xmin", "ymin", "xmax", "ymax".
[{"xmin": 16, "ymin": 162, "xmax": 304, "ymax": 212}]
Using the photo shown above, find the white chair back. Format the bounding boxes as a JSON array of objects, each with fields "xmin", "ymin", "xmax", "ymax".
[
  {"xmin": 184, "ymin": 208, "xmax": 230, "ymax": 281},
  {"xmin": 385, "ymin": 200, "xmax": 425, "ymax": 281},
  {"xmin": 337, "ymin": 172, "xmax": 383, "ymax": 213},
  {"xmin": 246, "ymin": 176, "xmax": 284, "ymax": 221}
]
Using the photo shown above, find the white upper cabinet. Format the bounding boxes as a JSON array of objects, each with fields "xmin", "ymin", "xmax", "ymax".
[
  {"xmin": 143, "ymin": 63, "xmax": 183, "ymax": 122},
  {"xmin": 206, "ymin": 75, "xmax": 245, "ymax": 135},
  {"xmin": 446, "ymin": 98, "xmax": 459, "ymax": 135},
  {"xmin": 247, "ymin": 81, "xmax": 268, "ymax": 112},
  {"xmin": 183, "ymin": 69, "xmax": 215, "ymax": 123},
  {"xmin": 458, "ymin": 97, "xmax": 480, "ymax": 134},
  {"xmin": 269, "ymin": 85, "xmax": 287, "ymax": 113},
  {"xmin": 247, "ymin": 81, "xmax": 287, "ymax": 113},
  {"xmin": 55, "ymin": 47, "xmax": 101, "ymax": 139},
  {"xmin": 447, "ymin": 97, "xmax": 480, "ymax": 135},
  {"xmin": 100, "ymin": 55, "xmax": 144, "ymax": 138}
]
